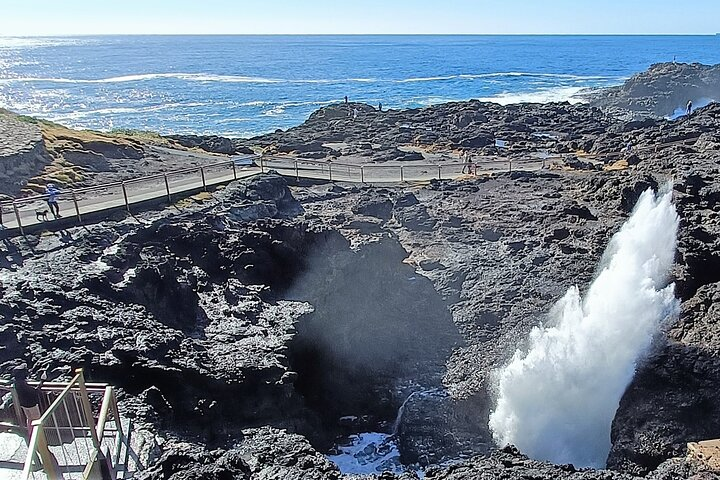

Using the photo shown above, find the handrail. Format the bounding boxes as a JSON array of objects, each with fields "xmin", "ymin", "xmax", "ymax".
[
  {"xmin": 36, "ymin": 371, "xmax": 82, "ymax": 425},
  {"xmin": 0, "ymin": 135, "xmax": 699, "ymax": 209},
  {"xmin": 0, "ymin": 140, "xmax": 679, "ymax": 236},
  {"xmin": 16, "ymin": 368, "xmax": 128, "ymax": 480},
  {"xmin": 20, "ymin": 420, "xmax": 44, "ymax": 479},
  {"xmin": 0, "ymin": 378, "xmax": 113, "ymax": 391},
  {"xmin": 20, "ymin": 371, "xmax": 82, "ymax": 480},
  {"xmin": 95, "ymin": 385, "xmax": 113, "ymax": 440},
  {"xmin": 0, "ymin": 155, "xmax": 255, "ymax": 207}
]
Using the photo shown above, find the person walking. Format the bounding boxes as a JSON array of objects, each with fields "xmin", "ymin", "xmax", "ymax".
[
  {"xmin": 45, "ymin": 183, "xmax": 61, "ymax": 219},
  {"xmin": 353, "ymin": 108, "xmax": 359, "ymax": 121},
  {"xmin": 687, "ymin": 100, "xmax": 693, "ymax": 116}
]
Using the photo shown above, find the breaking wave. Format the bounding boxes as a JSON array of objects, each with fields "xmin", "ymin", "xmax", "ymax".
[{"xmin": 0, "ymin": 71, "xmax": 623, "ymax": 86}]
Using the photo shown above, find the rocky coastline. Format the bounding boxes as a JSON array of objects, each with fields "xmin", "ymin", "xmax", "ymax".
[{"xmin": 2, "ymin": 63, "xmax": 720, "ymax": 479}]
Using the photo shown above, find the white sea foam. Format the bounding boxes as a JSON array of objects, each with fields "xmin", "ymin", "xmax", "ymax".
[
  {"xmin": 0, "ymin": 73, "xmax": 284, "ymax": 84},
  {"xmin": 327, "ymin": 432, "xmax": 404, "ymax": 475},
  {"xmin": 0, "ymin": 71, "xmax": 623, "ymax": 86},
  {"xmin": 398, "ymin": 75, "xmax": 460, "ymax": 83},
  {"xmin": 488, "ymin": 186, "xmax": 679, "ymax": 468},
  {"xmin": 47, "ymin": 101, "xmax": 211, "ymax": 121},
  {"xmin": 396, "ymin": 72, "xmax": 622, "ymax": 83},
  {"xmin": 477, "ymin": 86, "xmax": 590, "ymax": 105}
]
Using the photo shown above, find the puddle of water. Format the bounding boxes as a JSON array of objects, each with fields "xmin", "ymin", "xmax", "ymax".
[{"xmin": 327, "ymin": 432, "xmax": 405, "ymax": 476}]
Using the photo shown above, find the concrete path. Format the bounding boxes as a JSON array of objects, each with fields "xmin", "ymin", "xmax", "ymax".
[{"xmin": 0, "ymin": 155, "xmax": 544, "ymax": 235}]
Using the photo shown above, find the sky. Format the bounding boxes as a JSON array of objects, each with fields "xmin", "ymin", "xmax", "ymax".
[{"xmin": 1, "ymin": 0, "xmax": 718, "ymax": 36}]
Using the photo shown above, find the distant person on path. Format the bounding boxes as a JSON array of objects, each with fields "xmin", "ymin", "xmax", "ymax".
[
  {"xmin": 687, "ymin": 100, "xmax": 693, "ymax": 116},
  {"xmin": 461, "ymin": 150, "xmax": 473, "ymax": 174},
  {"xmin": 45, "ymin": 183, "xmax": 61, "ymax": 219},
  {"xmin": 378, "ymin": 102, "xmax": 383, "ymax": 112}
]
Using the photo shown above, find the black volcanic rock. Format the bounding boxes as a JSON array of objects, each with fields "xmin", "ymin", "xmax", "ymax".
[
  {"xmin": 591, "ymin": 62, "xmax": 720, "ymax": 119},
  {"xmin": 8, "ymin": 66, "xmax": 720, "ymax": 479},
  {"xmin": 167, "ymin": 134, "xmax": 237, "ymax": 154}
]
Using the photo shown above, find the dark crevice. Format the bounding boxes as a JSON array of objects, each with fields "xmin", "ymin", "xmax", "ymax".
[{"xmin": 285, "ymin": 234, "xmax": 464, "ymax": 455}]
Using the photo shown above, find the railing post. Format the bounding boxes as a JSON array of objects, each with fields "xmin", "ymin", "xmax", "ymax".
[
  {"xmin": 328, "ymin": 163, "xmax": 333, "ymax": 182},
  {"xmin": 121, "ymin": 182, "xmax": 130, "ymax": 212},
  {"xmin": 200, "ymin": 167, "xmax": 207, "ymax": 191},
  {"xmin": 34, "ymin": 424, "xmax": 60, "ymax": 480},
  {"xmin": 232, "ymin": 160, "xmax": 237, "ymax": 180},
  {"xmin": 438, "ymin": 165, "xmax": 442, "ymax": 180},
  {"xmin": 76, "ymin": 369, "xmax": 101, "ymax": 450},
  {"xmin": 12, "ymin": 201, "xmax": 23, "ymax": 236},
  {"xmin": 96, "ymin": 386, "xmax": 113, "ymax": 441},
  {"xmin": 295, "ymin": 161, "xmax": 299, "ymax": 182},
  {"xmin": 361, "ymin": 166, "xmax": 365, "ymax": 183},
  {"xmin": 10, "ymin": 387, "xmax": 23, "ymax": 434},
  {"xmin": 110, "ymin": 389, "xmax": 124, "ymax": 467},
  {"xmin": 400, "ymin": 166, "xmax": 404, "ymax": 182},
  {"xmin": 72, "ymin": 191, "xmax": 82, "ymax": 222},
  {"xmin": 164, "ymin": 174, "xmax": 171, "ymax": 202}
]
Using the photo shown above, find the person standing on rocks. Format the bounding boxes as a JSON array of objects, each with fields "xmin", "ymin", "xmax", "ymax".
[
  {"xmin": 461, "ymin": 150, "xmax": 474, "ymax": 174},
  {"xmin": 353, "ymin": 108, "xmax": 359, "ymax": 120},
  {"xmin": 687, "ymin": 100, "xmax": 693, "ymax": 116},
  {"xmin": 344, "ymin": 95, "xmax": 348, "ymax": 104},
  {"xmin": 624, "ymin": 141, "xmax": 633, "ymax": 156},
  {"xmin": 378, "ymin": 102, "xmax": 383, "ymax": 112},
  {"xmin": 45, "ymin": 183, "xmax": 61, "ymax": 219}
]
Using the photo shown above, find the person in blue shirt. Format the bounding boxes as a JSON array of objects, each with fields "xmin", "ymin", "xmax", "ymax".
[{"xmin": 45, "ymin": 183, "xmax": 61, "ymax": 219}]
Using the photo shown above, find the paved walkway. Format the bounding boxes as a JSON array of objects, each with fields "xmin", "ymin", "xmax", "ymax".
[{"xmin": 0, "ymin": 155, "xmax": 540, "ymax": 235}]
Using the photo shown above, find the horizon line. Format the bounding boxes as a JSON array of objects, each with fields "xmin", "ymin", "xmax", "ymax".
[{"xmin": 1, "ymin": 33, "xmax": 718, "ymax": 38}]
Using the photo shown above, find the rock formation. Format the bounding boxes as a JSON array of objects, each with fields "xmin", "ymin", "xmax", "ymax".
[
  {"xmin": 0, "ymin": 111, "xmax": 52, "ymax": 196},
  {"xmin": 4, "ymin": 63, "xmax": 720, "ymax": 479},
  {"xmin": 590, "ymin": 62, "xmax": 720, "ymax": 120}
]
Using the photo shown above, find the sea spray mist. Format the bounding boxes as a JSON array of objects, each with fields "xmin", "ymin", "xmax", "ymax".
[{"xmin": 488, "ymin": 185, "xmax": 679, "ymax": 468}]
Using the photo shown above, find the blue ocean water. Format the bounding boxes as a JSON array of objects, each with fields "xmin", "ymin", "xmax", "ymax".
[{"xmin": 1, "ymin": 35, "xmax": 719, "ymax": 138}]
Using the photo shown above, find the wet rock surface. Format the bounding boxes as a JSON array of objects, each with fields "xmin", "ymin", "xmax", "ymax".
[
  {"xmin": 238, "ymin": 100, "xmax": 615, "ymax": 163},
  {"xmin": 590, "ymin": 62, "xmax": 720, "ymax": 120},
  {"xmin": 4, "ymin": 67, "xmax": 720, "ymax": 478},
  {"xmin": 5, "ymin": 136, "xmax": 720, "ymax": 478}
]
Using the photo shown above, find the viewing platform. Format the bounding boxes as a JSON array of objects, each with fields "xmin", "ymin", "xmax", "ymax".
[{"xmin": 0, "ymin": 369, "xmax": 134, "ymax": 480}]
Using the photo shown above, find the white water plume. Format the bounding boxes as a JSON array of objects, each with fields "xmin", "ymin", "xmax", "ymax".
[{"xmin": 488, "ymin": 186, "xmax": 679, "ymax": 468}]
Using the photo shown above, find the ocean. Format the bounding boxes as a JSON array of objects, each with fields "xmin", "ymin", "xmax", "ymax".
[{"xmin": 1, "ymin": 35, "xmax": 719, "ymax": 138}]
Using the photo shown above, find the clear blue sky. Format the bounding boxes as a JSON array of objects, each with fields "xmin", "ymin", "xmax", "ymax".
[{"xmin": 2, "ymin": 0, "xmax": 718, "ymax": 35}]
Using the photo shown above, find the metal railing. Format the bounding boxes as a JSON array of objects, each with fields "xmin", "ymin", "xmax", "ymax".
[
  {"xmin": 0, "ymin": 156, "xmax": 256, "ymax": 235},
  {"xmin": 256, "ymin": 154, "xmax": 546, "ymax": 183},
  {"xmin": 0, "ymin": 369, "xmax": 130, "ymax": 480},
  {"xmin": 0, "ymin": 153, "xmax": 542, "ymax": 235},
  {"xmin": 6, "ymin": 140, "xmax": 674, "ymax": 236},
  {"xmin": 0, "ymin": 131, "xmax": 701, "ymax": 236}
]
